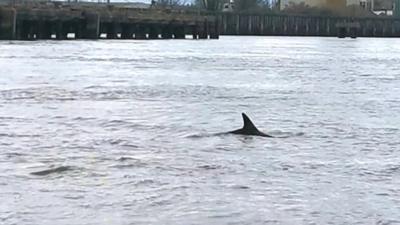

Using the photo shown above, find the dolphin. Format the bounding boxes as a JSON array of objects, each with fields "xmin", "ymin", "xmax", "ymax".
[{"xmin": 229, "ymin": 113, "xmax": 273, "ymax": 137}]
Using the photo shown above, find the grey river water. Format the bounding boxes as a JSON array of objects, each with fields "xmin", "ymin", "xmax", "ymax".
[{"xmin": 0, "ymin": 36, "xmax": 400, "ymax": 225}]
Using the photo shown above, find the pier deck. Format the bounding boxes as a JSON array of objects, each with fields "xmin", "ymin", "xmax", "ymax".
[{"xmin": 0, "ymin": 3, "xmax": 219, "ymax": 40}]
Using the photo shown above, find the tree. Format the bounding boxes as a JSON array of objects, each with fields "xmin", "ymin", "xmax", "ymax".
[
  {"xmin": 234, "ymin": 0, "xmax": 258, "ymax": 11},
  {"xmin": 282, "ymin": 2, "xmax": 334, "ymax": 16},
  {"xmin": 195, "ymin": 0, "xmax": 224, "ymax": 11}
]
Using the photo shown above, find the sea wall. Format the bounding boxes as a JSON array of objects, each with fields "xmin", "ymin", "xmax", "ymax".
[{"xmin": 219, "ymin": 13, "xmax": 400, "ymax": 37}]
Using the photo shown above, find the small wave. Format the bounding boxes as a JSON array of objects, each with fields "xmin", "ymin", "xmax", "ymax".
[
  {"xmin": 0, "ymin": 87, "xmax": 78, "ymax": 102},
  {"xmin": 376, "ymin": 219, "xmax": 400, "ymax": 225},
  {"xmin": 0, "ymin": 116, "xmax": 19, "ymax": 120},
  {"xmin": 100, "ymin": 120, "xmax": 132, "ymax": 128},
  {"xmin": 118, "ymin": 156, "xmax": 138, "ymax": 162},
  {"xmin": 187, "ymin": 131, "xmax": 304, "ymax": 139},
  {"xmin": 72, "ymin": 116, "xmax": 97, "ymax": 121},
  {"xmin": 97, "ymin": 138, "xmax": 139, "ymax": 148},
  {"xmin": 63, "ymin": 195, "xmax": 85, "ymax": 200},
  {"xmin": 112, "ymin": 162, "xmax": 147, "ymax": 169},
  {"xmin": 0, "ymin": 133, "xmax": 41, "ymax": 138},
  {"xmin": 186, "ymin": 133, "xmax": 217, "ymax": 139},
  {"xmin": 197, "ymin": 165, "xmax": 222, "ymax": 170},
  {"xmin": 111, "ymin": 157, "xmax": 148, "ymax": 169},
  {"xmin": 231, "ymin": 185, "xmax": 250, "ymax": 190},
  {"xmin": 134, "ymin": 179, "xmax": 157, "ymax": 186},
  {"xmin": 267, "ymin": 131, "xmax": 305, "ymax": 138},
  {"xmin": 83, "ymin": 85, "xmax": 106, "ymax": 90},
  {"xmin": 5, "ymin": 152, "xmax": 26, "ymax": 158},
  {"xmin": 30, "ymin": 166, "xmax": 73, "ymax": 176}
]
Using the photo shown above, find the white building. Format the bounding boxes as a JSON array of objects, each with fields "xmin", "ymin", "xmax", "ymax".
[
  {"xmin": 347, "ymin": 0, "xmax": 374, "ymax": 10},
  {"xmin": 222, "ymin": 0, "xmax": 234, "ymax": 12},
  {"xmin": 280, "ymin": 0, "xmax": 349, "ymax": 10},
  {"xmin": 280, "ymin": 0, "xmax": 375, "ymax": 10},
  {"xmin": 280, "ymin": 0, "xmax": 323, "ymax": 9}
]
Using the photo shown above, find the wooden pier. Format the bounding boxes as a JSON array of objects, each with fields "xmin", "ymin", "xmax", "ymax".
[
  {"xmin": 336, "ymin": 22, "xmax": 360, "ymax": 38},
  {"xmin": 0, "ymin": 3, "xmax": 219, "ymax": 40},
  {"xmin": 2, "ymin": 3, "xmax": 400, "ymax": 40}
]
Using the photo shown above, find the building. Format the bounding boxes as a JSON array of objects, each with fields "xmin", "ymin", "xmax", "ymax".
[
  {"xmin": 222, "ymin": 0, "xmax": 234, "ymax": 12},
  {"xmin": 279, "ymin": 0, "xmax": 397, "ymax": 15},
  {"xmin": 279, "ymin": 0, "xmax": 380, "ymax": 11},
  {"xmin": 347, "ymin": 0, "xmax": 374, "ymax": 10},
  {"xmin": 280, "ymin": 0, "xmax": 347, "ymax": 10},
  {"xmin": 373, "ymin": 0, "xmax": 393, "ymax": 15},
  {"xmin": 374, "ymin": 0, "xmax": 393, "ymax": 10}
]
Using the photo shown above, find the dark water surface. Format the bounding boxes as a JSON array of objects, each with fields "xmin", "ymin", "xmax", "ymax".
[{"xmin": 1, "ymin": 37, "xmax": 400, "ymax": 225}]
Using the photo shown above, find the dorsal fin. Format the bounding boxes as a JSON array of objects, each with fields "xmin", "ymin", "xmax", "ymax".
[{"xmin": 241, "ymin": 113, "xmax": 260, "ymax": 132}]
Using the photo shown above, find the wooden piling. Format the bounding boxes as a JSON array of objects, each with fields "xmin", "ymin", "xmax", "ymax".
[
  {"xmin": 162, "ymin": 25, "xmax": 173, "ymax": 39},
  {"xmin": 134, "ymin": 24, "xmax": 147, "ymax": 39},
  {"xmin": 148, "ymin": 25, "xmax": 159, "ymax": 39},
  {"xmin": 173, "ymin": 26, "xmax": 185, "ymax": 39},
  {"xmin": 83, "ymin": 12, "xmax": 100, "ymax": 39},
  {"xmin": 0, "ymin": 7, "xmax": 17, "ymax": 39},
  {"xmin": 191, "ymin": 25, "xmax": 198, "ymax": 39},
  {"xmin": 121, "ymin": 23, "xmax": 133, "ymax": 39}
]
